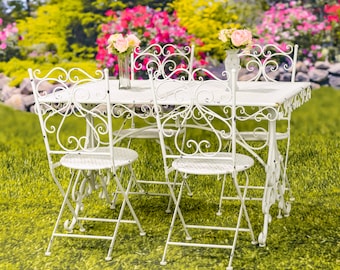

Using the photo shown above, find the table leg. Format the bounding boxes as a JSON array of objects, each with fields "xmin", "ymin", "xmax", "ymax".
[{"xmin": 258, "ymin": 112, "xmax": 281, "ymax": 247}]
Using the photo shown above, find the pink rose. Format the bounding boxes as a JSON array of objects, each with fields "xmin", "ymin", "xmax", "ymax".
[
  {"xmin": 231, "ymin": 30, "xmax": 252, "ymax": 47},
  {"xmin": 126, "ymin": 34, "xmax": 141, "ymax": 47},
  {"xmin": 114, "ymin": 36, "xmax": 129, "ymax": 53}
]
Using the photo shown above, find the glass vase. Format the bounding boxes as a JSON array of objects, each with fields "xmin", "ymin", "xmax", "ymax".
[
  {"xmin": 224, "ymin": 49, "xmax": 240, "ymax": 90},
  {"xmin": 117, "ymin": 54, "xmax": 131, "ymax": 90}
]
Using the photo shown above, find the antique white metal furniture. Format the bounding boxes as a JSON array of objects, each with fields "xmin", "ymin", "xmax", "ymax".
[
  {"xmin": 149, "ymin": 67, "xmax": 257, "ymax": 269},
  {"xmin": 111, "ymin": 44, "xmax": 196, "ymax": 208},
  {"xmin": 52, "ymin": 77, "xmax": 311, "ymax": 248},
  {"xmin": 28, "ymin": 67, "xmax": 145, "ymax": 260},
  {"xmin": 218, "ymin": 44, "xmax": 299, "ymax": 220},
  {"xmin": 116, "ymin": 43, "xmax": 195, "ymax": 143}
]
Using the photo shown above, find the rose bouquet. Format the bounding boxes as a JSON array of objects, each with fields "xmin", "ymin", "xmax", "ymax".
[
  {"xmin": 218, "ymin": 28, "xmax": 252, "ymax": 51},
  {"xmin": 107, "ymin": 33, "xmax": 141, "ymax": 56}
]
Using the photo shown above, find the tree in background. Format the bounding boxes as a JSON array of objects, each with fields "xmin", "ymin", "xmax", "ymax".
[
  {"xmin": 171, "ymin": 0, "xmax": 266, "ymax": 62},
  {"xmin": 17, "ymin": 0, "xmax": 104, "ymax": 63}
]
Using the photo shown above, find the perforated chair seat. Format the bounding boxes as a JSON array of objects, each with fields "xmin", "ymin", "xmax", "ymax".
[
  {"xmin": 173, "ymin": 153, "xmax": 254, "ymax": 175},
  {"xmin": 60, "ymin": 147, "xmax": 138, "ymax": 170}
]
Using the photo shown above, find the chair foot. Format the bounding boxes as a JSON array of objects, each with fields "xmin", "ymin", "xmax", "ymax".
[
  {"xmin": 45, "ymin": 251, "xmax": 51, "ymax": 256},
  {"xmin": 258, "ymin": 232, "xmax": 266, "ymax": 247},
  {"xmin": 216, "ymin": 210, "xmax": 222, "ymax": 216},
  {"xmin": 165, "ymin": 209, "xmax": 172, "ymax": 214},
  {"xmin": 160, "ymin": 261, "xmax": 167, "ymax": 266},
  {"xmin": 251, "ymin": 240, "xmax": 258, "ymax": 245},
  {"xmin": 105, "ymin": 256, "xmax": 112, "ymax": 261},
  {"xmin": 140, "ymin": 232, "xmax": 146, "ymax": 236},
  {"xmin": 185, "ymin": 236, "xmax": 192, "ymax": 241},
  {"xmin": 226, "ymin": 267, "xmax": 233, "ymax": 270}
]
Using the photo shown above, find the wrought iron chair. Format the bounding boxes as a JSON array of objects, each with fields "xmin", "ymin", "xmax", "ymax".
[
  {"xmin": 218, "ymin": 43, "xmax": 298, "ymax": 219},
  {"xmin": 115, "ymin": 43, "xmax": 195, "ymax": 144},
  {"xmin": 111, "ymin": 44, "xmax": 195, "ymax": 208},
  {"xmin": 28, "ymin": 67, "xmax": 145, "ymax": 260},
  {"xmin": 149, "ymin": 67, "xmax": 257, "ymax": 269}
]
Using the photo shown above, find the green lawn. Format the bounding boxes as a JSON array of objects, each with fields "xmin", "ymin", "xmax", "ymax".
[{"xmin": 0, "ymin": 87, "xmax": 339, "ymax": 270}]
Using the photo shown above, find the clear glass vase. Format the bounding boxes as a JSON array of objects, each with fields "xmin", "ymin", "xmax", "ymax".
[
  {"xmin": 224, "ymin": 49, "xmax": 240, "ymax": 90},
  {"xmin": 117, "ymin": 54, "xmax": 131, "ymax": 90}
]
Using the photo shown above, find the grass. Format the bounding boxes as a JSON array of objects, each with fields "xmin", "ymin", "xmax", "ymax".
[{"xmin": 0, "ymin": 86, "xmax": 339, "ymax": 270}]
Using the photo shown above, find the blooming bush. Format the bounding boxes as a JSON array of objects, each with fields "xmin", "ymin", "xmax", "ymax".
[
  {"xmin": 0, "ymin": 18, "xmax": 21, "ymax": 61},
  {"xmin": 255, "ymin": 1, "xmax": 327, "ymax": 66},
  {"xmin": 324, "ymin": 2, "xmax": 340, "ymax": 60},
  {"xmin": 218, "ymin": 28, "xmax": 252, "ymax": 51},
  {"xmin": 96, "ymin": 5, "xmax": 207, "ymax": 77}
]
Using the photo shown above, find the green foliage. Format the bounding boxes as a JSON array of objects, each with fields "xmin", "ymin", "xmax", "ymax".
[
  {"xmin": 0, "ymin": 58, "xmax": 98, "ymax": 87},
  {"xmin": 171, "ymin": 0, "xmax": 265, "ymax": 62},
  {"xmin": 17, "ymin": 0, "xmax": 104, "ymax": 62},
  {"xmin": 0, "ymin": 87, "xmax": 339, "ymax": 269}
]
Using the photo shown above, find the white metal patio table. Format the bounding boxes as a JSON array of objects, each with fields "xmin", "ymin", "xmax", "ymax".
[{"xmin": 45, "ymin": 79, "xmax": 312, "ymax": 246}]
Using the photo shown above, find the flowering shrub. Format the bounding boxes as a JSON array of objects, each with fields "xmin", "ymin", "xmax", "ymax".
[
  {"xmin": 324, "ymin": 2, "xmax": 340, "ymax": 60},
  {"xmin": 0, "ymin": 18, "xmax": 21, "ymax": 61},
  {"xmin": 218, "ymin": 28, "xmax": 252, "ymax": 51},
  {"xmin": 255, "ymin": 1, "xmax": 327, "ymax": 66},
  {"xmin": 96, "ymin": 5, "xmax": 207, "ymax": 77}
]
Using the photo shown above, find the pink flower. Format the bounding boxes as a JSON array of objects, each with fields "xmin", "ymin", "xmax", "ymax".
[
  {"xmin": 107, "ymin": 33, "xmax": 140, "ymax": 54},
  {"xmin": 231, "ymin": 30, "xmax": 252, "ymax": 47},
  {"xmin": 114, "ymin": 36, "xmax": 129, "ymax": 53},
  {"xmin": 126, "ymin": 34, "xmax": 141, "ymax": 47}
]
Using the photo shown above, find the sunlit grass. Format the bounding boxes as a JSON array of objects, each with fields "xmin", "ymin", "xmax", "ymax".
[{"xmin": 0, "ymin": 86, "xmax": 339, "ymax": 269}]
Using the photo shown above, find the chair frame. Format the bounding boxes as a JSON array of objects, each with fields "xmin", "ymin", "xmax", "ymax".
[
  {"xmin": 28, "ymin": 67, "xmax": 145, "ymax": 260},
  {"xmin": 218, "ymin": 44, "xmax": 298, "ymax": 219},
  {"xmin": 149, "ymin": 67, "xmax": 257, "ymax": 269},
  {"xmin": 111, "ymin": 44, "xmax": 196, "ymax": 209}
]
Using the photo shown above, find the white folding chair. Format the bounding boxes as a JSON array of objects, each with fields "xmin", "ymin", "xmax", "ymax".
[
  {"xmin": 218, "ymin": 44, "xmax": 298, "ymax": 217},
  {"xmin": 111, "ymin": 44, "xmax": 195, "ymax": 208},
  {"xmin": 149, "ymin": 67, "xmax": 257, "ymax": 269},
  {"xmin": 115, "ymin": 43, "xmax": 195, "ymax": 144},
  {"xmin": 28, "ymin": 67, "xmax": 145, "ymax": 260}
]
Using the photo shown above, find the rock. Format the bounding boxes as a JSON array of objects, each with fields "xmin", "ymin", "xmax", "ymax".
[
  {"xmin": 295, "ymin": 61, "xmax": 309, "ymax": 73},
  {"xmin": 4, "ymin": 94, "xmax": 25, "ymax": 111},
  {"xmin": 22, "ymin": 94, "xmax": 35, "ymax": 108},
  {"xmin": 19, "ymin": 78, "xmax": 33, "ymax": 95},
  {"xmin": 296, "ymin": 72, "xmax": 310, "ymax": 82},
  {"xmin": 308, "ymin": 69, "xmax": 329, "ymax": 83},
  {"xmin": 328, "ymin": 63, "xmax": 340, "ymax": 75},
  {"xmin": 1, "ymin": 84, "xmax": 21, "ymax": 101},
  {"xmin": 314, "ymin": 61, "xmax": 331, "ymax": 70},
  {"xmin": 311, "ymin": 82, "xmax": 321, "ymax": 89},
  {"xmin": 329, "ymin": 74, "xmax": 340, "ymax": 89},
  {"xmin": 280, "ymin": 72, "xmax": 292, "ymax": 82}
]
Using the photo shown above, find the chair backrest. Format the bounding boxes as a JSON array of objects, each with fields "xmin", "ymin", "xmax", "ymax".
[
  {"xmin": 28, "ymin": 67, "xmax": 113, "ymax": 167},
  {"xmin": 131, "ymin": 43, "xmax": 195, "ymax": 81},
  {"xmin": 238, "ymin": 43, "xmax": 298, "ymax": 82},
  {"xmin": 148, "ymin": 67, "xmax": 239, "ymax": 170}
]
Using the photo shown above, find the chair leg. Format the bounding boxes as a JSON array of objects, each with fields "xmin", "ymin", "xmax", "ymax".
[
  {"xmin": 217, "ymin": 174, "xmax": 227, "ymax": 216},
  {"xmin": 105, "ymin": 166, "xmax": 146, "ymax": 261},
  {"xmin": 226, "ymin": 174, "xmax": 257, "ymax": 269},
  {"xmin": 45, "ymin": 172, "xmax": 75, "ymax": 256},
  {"xmin": 161, "ymin": 179, "xmax": 191, "ymax": 266}
]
